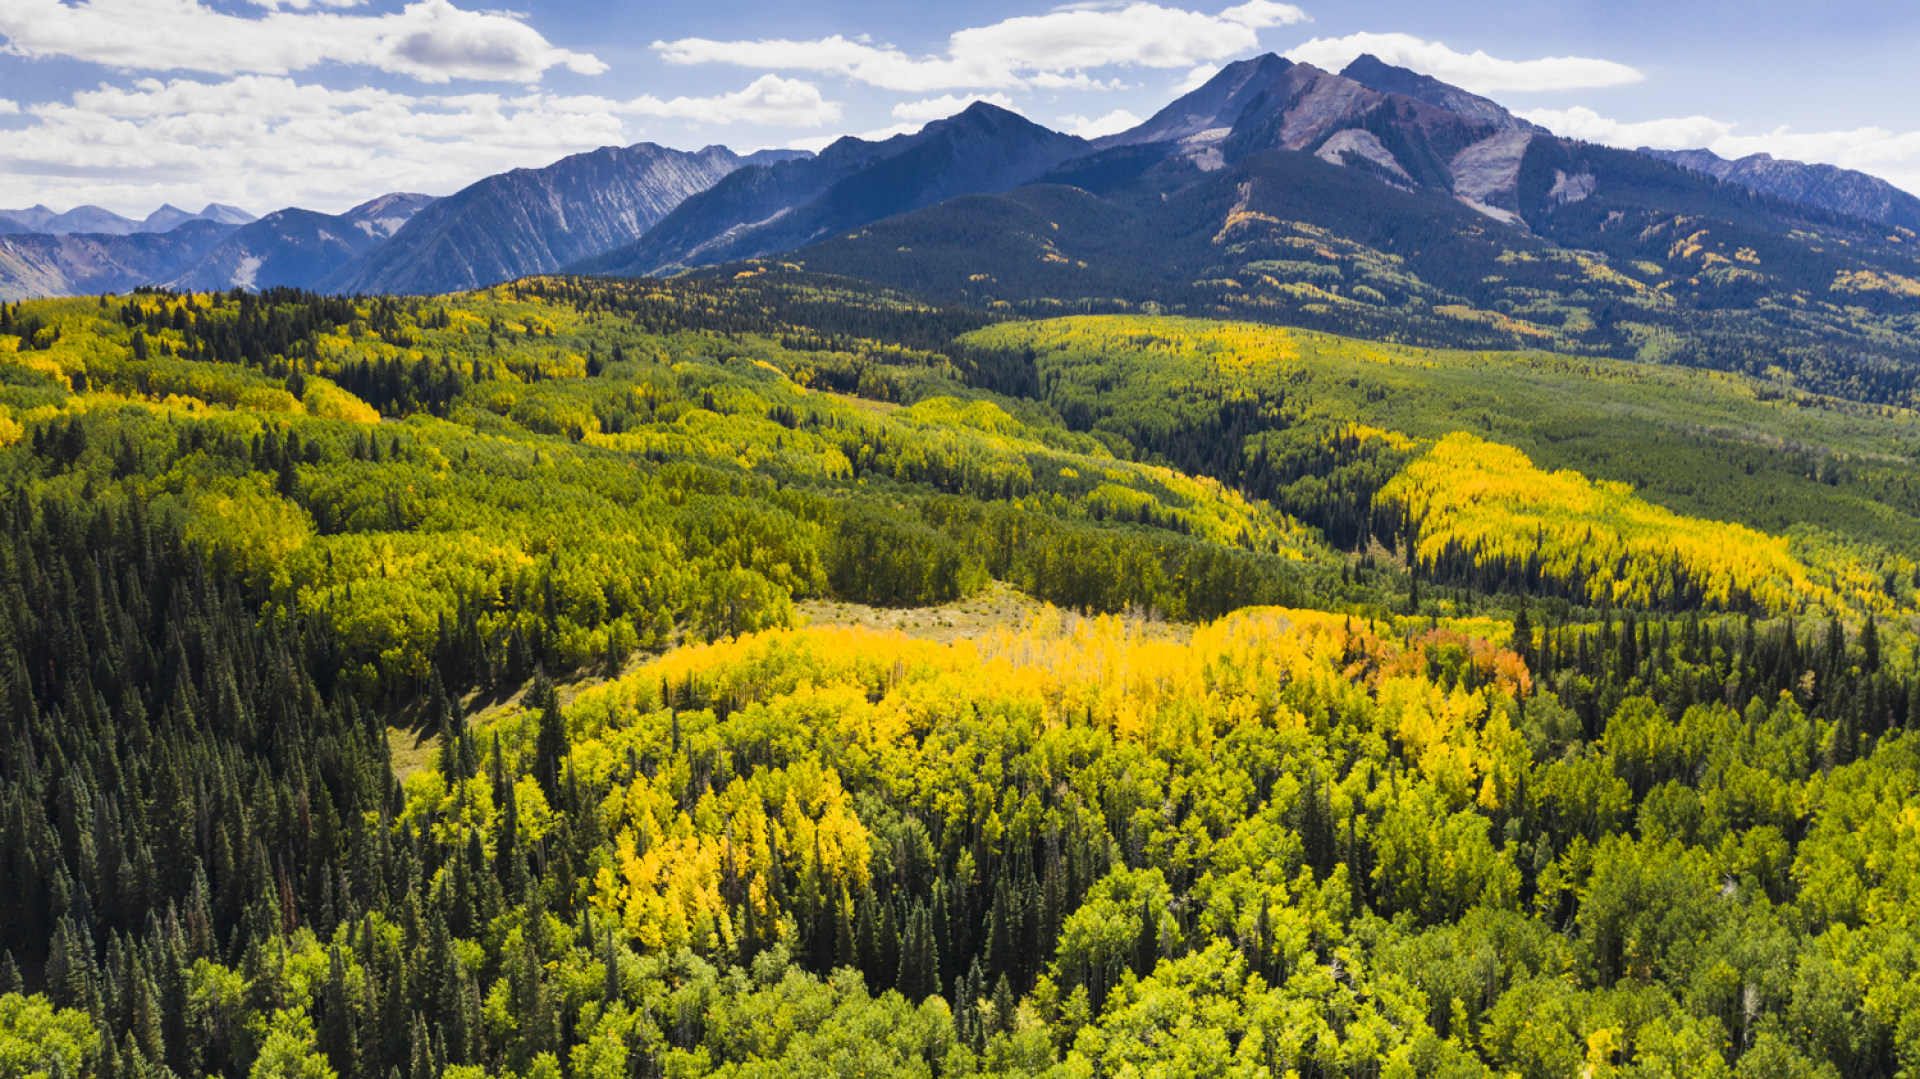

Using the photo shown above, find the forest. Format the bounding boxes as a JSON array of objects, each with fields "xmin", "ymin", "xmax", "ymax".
[{"xmin": 0, "ymin": 275, "xmax": 1916, "ymax": 1079}]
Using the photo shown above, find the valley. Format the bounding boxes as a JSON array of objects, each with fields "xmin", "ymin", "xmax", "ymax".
[
  {"xmin": 0, "ymin": 270, "xmax": 1916, "ymax": 1075},
  {"xmin": 1, "ymin": 39, "xmax": 1919, "ymax": 1079}
]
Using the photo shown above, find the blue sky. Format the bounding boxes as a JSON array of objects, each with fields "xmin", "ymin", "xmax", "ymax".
[{"xmin": 1, "ymin": 0, "xmax": 1916, "ymax": 216}]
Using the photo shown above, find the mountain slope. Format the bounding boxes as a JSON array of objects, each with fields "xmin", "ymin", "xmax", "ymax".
[
  {"xmin": 331, "ymin": 144, "xmax": 795, "ymax": 295},
  {"xmin": 1642, "ymin": 147, "xmax": 1920, "ymax": 232},
  {"xmin": 574, "ymin": 137, "xmax": 906, "ymax": 277},
  {"xmin": 574, "ymin": 103, "xmax": 1088, "ymax": 277},
  {"xmin": 166, "ymin": 193, "xmax": 436, "ymax": 292}
]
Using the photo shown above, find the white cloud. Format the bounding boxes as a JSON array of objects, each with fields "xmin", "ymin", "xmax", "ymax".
[
  {"xmin": 1518, "ymin": 106, "xmax": 1731, "ymax": 150},
  {"xmin": 892, "ymin": 93, "xmax": 1018, "ymax": 124},
  {"xmin": 1058, "ymin": 109, "xmax": 1141, "ymax": 138},
  {"xmin": 1284, "ymin": 31, "xmax": 1642, "ymax": 93},
  {"xmin": 621, "ymin": 74, "xmax": 839, "ymax": 126},
  {"xmin": 1523, "ymin": 105, "xmax": 1920, "ymax": 196},
  {"xmin": 0, "ymin": 0, "xmax": 604, "ymax": 83},
  {"xmin": 654, "ymin": 1, "xmax": 1308, "ymax": 92},
  {"xmin": 0, "ymin": 73, "xmax": 839, "ymax": 215},
  {"xmin": 1218, "ymin": 0, "xmax": 1308, "ymax": 28},
  {"xmin": 0, "ymin": 99, "xmax": 19, "ymax": 115}
]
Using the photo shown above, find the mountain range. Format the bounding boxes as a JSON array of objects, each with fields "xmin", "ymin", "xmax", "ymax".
[
  {"xmin": 668, "ymin": 55, "xmax": 1920, "ymax": 403},
  {"xmin": 1, "ymin": 53, "xmax": 1916, "ymax": 348},
  {"xmin": 332, "ymin": 144, "xmax": 808, "ymax": 295},
  {"xmin": 0, "ymin": 144, "xmax": 805, "ymax": 300},
  {"xmin": 575, "ymin": 104, "xmax": 1087, "ymax": 277},
  {"xmin": 164, "ymin": 193, "xmax": 439, "ymax": 293},
  {"xmin": 0, "ymin": 202, "xmax": 253, "ymax": 237},
  {"xmin": 1639, "ymin": 147, "xmax": 1920, "ymax": 232}
]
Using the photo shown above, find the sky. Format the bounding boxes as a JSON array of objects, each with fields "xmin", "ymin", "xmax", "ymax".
[{"xmin": 1, "ymin": 0, "xmax": 1917, "ymax": 218}]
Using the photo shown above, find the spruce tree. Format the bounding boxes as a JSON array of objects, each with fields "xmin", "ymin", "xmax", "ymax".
[{"xmin": 529, "ymin": 671, "xmax": 568, "ymax": 804}]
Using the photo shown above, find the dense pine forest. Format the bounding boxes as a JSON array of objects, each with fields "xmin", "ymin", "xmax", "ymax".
[{"xmin": 0, "ymin": 276, "xmax": 1918, "ymax": 1079}]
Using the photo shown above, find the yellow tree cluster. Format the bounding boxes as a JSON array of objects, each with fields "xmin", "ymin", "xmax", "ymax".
[{"xmin": 1382, "ymin": 432, "xmax": 1825, "ymax": 613}]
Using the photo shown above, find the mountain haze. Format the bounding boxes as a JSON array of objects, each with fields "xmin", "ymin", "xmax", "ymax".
[{"xmin": 0, "ymin": 202, "xmax": 253, "ymax": 237}]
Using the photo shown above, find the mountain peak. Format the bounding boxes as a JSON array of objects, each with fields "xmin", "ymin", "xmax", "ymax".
[
  {"xmin": 1096, "ymin": 52, "xmax": 1294, "ymax": 149},
  {"xmin": 930, "ymin": 100, "xmax": 1048, "ymax": 136},
  {"xmin": 1338, "ymin": 54, "xmax": 1540, "ymax": 132},
  {"xmin": 198, "ymin": 203, "xmax": 257, "ymax": 225}
]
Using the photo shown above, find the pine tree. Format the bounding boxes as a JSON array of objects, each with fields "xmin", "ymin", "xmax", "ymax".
[
  {"xmin": 1511, "ymin": 602, "xmax": 1533, "ymax": 670},
  {"xmin": 529, "ymin": 671, "xmax": 568, "ymax": 804},
  {"xmin": 1133, "ymin": 897, "xmax": 1160, "ymax": 978}
]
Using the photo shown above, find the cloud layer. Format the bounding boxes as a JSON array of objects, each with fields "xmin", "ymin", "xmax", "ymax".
[
  {"xmin": 654, "ymin": 1, "xmax": 1308, "ymax": 92},
  {"xmin": 1285, "ymin": 31, "xmax": 1642, "ymax": 93},
  {"xmin": 0, "ymin": 73, "xmax": 840, "ymax": 214},
  {"xmin": 0, "ymin": 0, "xmax": 603, "ymax": 83}
]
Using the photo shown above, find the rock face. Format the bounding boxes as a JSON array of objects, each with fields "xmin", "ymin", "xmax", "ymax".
[
  {"xmin": 1450, "ymin": 129, "xmax": 1538, "ymax": 220},
  {"xmin": 1640, "ymin": 148, "xmax": 1920, "ymax": 231},
  {"xmin": 575, "ymin": 103, "xmax": 1088, "ymax": 278},
  {"xmin": 330, "ymin": 144, "xmax": 802, "ymax": 295},
  {"xmin": 167, "ymin": 194, "xmax": 437, "ymax": 293}
]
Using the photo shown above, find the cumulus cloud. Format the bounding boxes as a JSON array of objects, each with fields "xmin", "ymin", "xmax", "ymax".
[
  {"xmin": 0, "ymin": 99, "xmax": 19, "ymax": 115},
  {"xmin": 1518, "ymin": 107, "xmax": 1731, "ymax": 150},
  {"xmin": 891, "ymin": 93, "xmax": 1018, "ymax": 124},
  {"xmin": 0, "ymin": 0, "xmax": 604, "ymax": 83},
  {"xmin": 0, "ymin": 73, "xmax": 839, "ymax": 215},
  {"xmin": 654, "ymin": 1, "xmax": 1308, "ymax": 92},
  {"xmin": 1284, "ymin": 31, "xmax": 1641, "ymax": 93},
  {"xmin": 1523, "ymin": 105, "xmax": 1920, "ymax": 196},
  {"xmin": 621, "ymin": 74, "xmax": 840, "ymax": 126},
  {"xmin": 1057, "ymin": 108, "xmax": 1141, "ymax": 138}
]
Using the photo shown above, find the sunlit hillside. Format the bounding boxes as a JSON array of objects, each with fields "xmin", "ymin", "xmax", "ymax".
[{"xmin": 0, "ymin": 279, "xmax": 1914, "ymax": 1079}]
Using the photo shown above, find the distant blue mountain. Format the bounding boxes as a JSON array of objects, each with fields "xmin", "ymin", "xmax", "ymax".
[{"xmin": 573, "ymin": 103, "xmax": 1088, "ymax": 278}]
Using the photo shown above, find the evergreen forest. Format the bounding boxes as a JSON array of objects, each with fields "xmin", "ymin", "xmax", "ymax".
[{"xmin": 0, "ymin": 274, "xmax": 1917, "ymax": 1079}]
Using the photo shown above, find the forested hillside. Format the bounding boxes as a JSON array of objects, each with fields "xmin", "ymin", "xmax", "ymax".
[
  {"xmin": 0, "ymin": 276, "xmax": 1917, "ymax": 1079},
  {"xmin": 774, "ymin": 144, "xmax": 1920, "ymax": 408}
]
